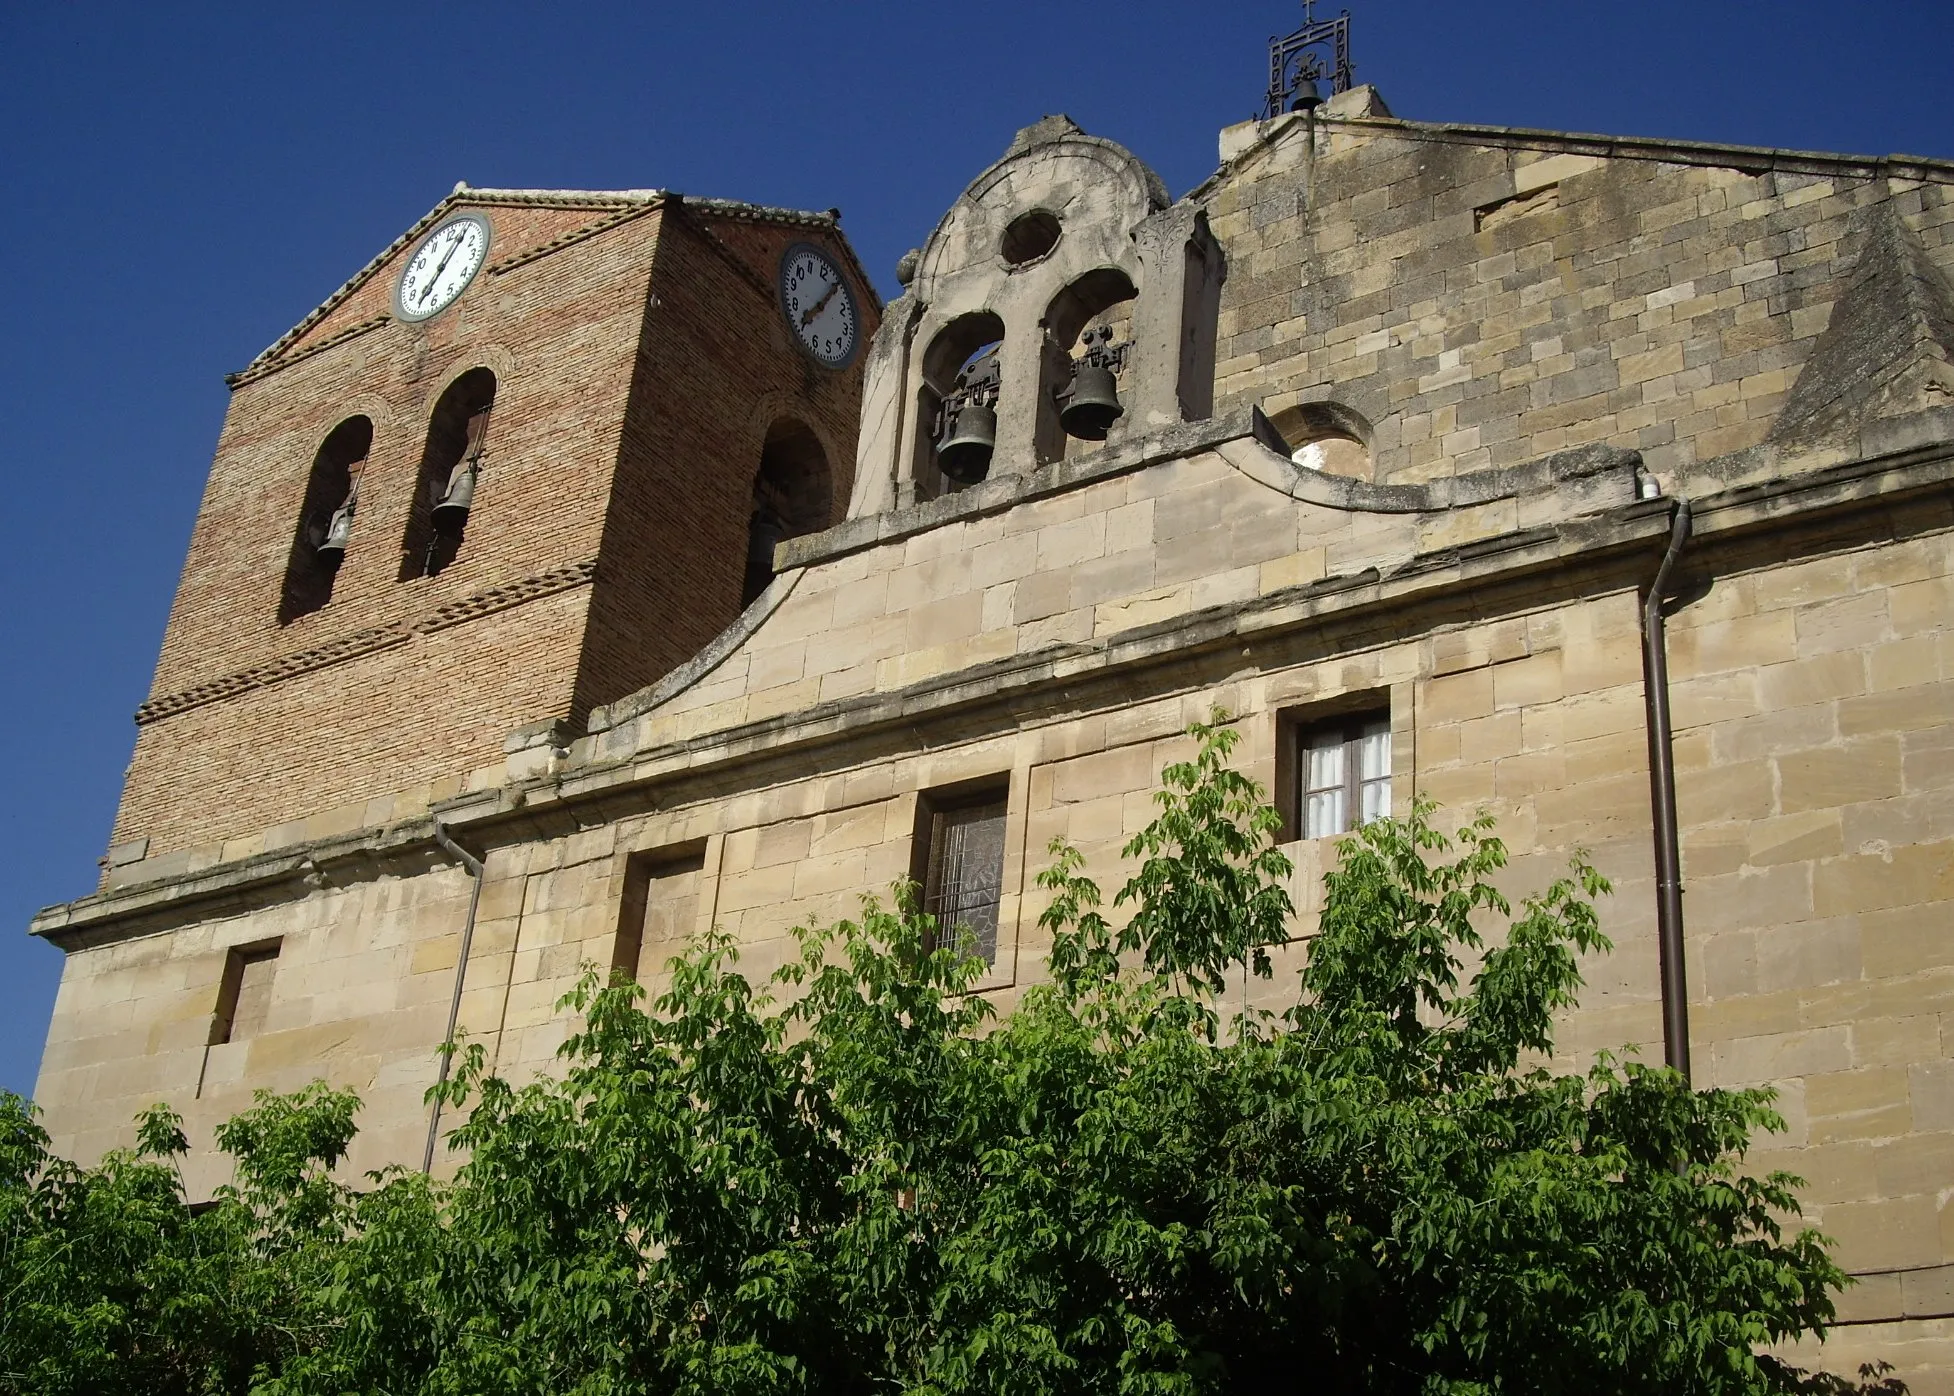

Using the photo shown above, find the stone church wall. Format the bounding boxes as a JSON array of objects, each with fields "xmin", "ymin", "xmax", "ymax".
[
  {"xmin": 1209, "ymin": 112, "xmax": 1954, "ymax": 487},
  {"xmin": 30, "ymin": 103, "xmax": 1954, "ymax": 1389}
]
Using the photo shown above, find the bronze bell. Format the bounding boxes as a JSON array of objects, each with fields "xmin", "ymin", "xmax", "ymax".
[
  {"xmin": 1059, "ymin": 362, "xmax": 1124, "ymax": 441},
  {"xmin": 317, "ymin": 500, "xmax": 355, "ymax": 560},
  {"xmin": 936, "ymin": 401, "xmax": 997, "ymax": 484},
  {"xmin": 432, "ymin": 460, "xmax": 477, "ymax": 525},
  {"xmin": 1289, "ymin": 74, "xmax": 1323, "ymax": 111}
]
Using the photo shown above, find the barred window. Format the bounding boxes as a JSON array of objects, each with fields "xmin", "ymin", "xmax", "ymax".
[{"xmin": 918, "ymin": 791, "xmax": 1008, "ymax": 966}]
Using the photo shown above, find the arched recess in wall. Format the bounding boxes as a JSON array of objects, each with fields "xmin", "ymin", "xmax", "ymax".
[
  {"xmin": 1040, "ymin": 267, "xmax": 1138, "ymax": 465},
  {"xmin": 399, "ymin": 367, "xmax": 496, "ymax": 580},
  {"xmin": 742, "ymin": 419, "xmax": 832, "ymax": 607},
  {"xmin": 1265, "ymin": 401, "xmax": 1374, "ymax": 481},
  {"xmin": 911, "ymin": 310, "xmax": 1005, "ymax": 499},
  {"xmin": 278, "ymin": 415, "xmax": 372, "ymax": 625}
]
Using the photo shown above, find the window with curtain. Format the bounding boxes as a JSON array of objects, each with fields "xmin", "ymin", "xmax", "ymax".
[{"xmin": 1294, "ymin": 710, "xmax": 1391, "ymax": 840}]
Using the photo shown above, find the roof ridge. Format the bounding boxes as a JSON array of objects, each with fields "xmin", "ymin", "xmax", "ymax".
[
  {"xmin": 235, "ymin": 185, "xmax": 859, "ymax": 381},
  {"xmin": 1189, "ymin": 110, "xmax": 1954, "ymax": 205}
]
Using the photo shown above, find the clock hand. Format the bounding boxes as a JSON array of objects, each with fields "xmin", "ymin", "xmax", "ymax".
[
  {"xmin": 420, "ymin": 232, "xmax": 465, "ymax": 307},
  {"xmin": 798, "ymin": 278, "xmax": 841, "ymax": 329}
]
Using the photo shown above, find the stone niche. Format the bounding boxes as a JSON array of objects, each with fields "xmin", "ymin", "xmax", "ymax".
[{"xmin": 847, "ymin": 116, "xmax": 1226, "ymax": 517}]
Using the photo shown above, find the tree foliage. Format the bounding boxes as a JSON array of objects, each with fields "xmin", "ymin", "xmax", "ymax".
[{"xmin": 0, "ymin": 716, "xmax": 1895, "ymax": 1394}]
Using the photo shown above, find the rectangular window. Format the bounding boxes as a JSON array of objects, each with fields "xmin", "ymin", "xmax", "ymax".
[
  {"xmin": 1286, "ymin": 708, "xmax": 1391, "ymax": 840},
  {"xmin": 915, "ymin": 788, "xmax": 1008, "ymax": 966},
  {"xmin": 211, "ymin": 942, "xmax": 280, "ymax": 1045},
  {"xmin": 613, "ymin": 846, "xmax": 708, "ymax": 982}
]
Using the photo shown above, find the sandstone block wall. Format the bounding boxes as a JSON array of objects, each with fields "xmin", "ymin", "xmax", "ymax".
[
  {"xmin": 31, "ymin": 110, "xmax": 1954, "ymax": 1392},
  {"xmin": 36, "ymin": 858, "xmax": 476, "ymax": 1199},
  {"xmin": 1206, "ymin": 116, "xmax": 1954, "ymax": 487}
]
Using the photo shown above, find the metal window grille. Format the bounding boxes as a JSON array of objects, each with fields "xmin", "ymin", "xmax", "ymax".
[
  {"xmin": 922, "ymin": 797, "xmax": 1007, "ymax": 965},
  {"xmin": 1300, "ymin": 713, "xmax": 1391, "ymax": 839}
]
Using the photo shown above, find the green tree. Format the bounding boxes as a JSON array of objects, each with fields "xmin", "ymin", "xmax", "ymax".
[{"xmin": 0, "ymin": 715, "xmax": 1891, "ymax": 1394}]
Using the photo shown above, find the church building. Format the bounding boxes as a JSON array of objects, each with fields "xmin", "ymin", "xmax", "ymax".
[{"xmin": 26, "ymin": 71, "xmax": 1954, "ymax": 1386}]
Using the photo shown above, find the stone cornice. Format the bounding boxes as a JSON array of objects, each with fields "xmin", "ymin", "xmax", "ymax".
[
  {"xmin": 40, "ymin": 431, "xmax": 1954, "ymax": 946},
  {"xmin": 766, "ymin": 412, "xmax": 1641, "ymax": 591},
  {"xmin": 134, "ymin": 559, "xmax": 597, "ymax": 725},
  {"xmin": 226, "ymin": 315, "xmax": 390, "ymax": 388}
]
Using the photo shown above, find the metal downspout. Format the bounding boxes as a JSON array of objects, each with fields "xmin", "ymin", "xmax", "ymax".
[
  {"xmin": 1641, "ymin": 497, "xmax": 1694, "ymax": 1081},
  {"xmin": 423, "ymin": 821, "xmax": 485, "ymax": 1174}
]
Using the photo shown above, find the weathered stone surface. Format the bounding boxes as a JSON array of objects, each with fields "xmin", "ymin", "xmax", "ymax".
[
  {"xmin": 1768, "ymin": 201, "xmax": 1954, "ymax": 451},
  {"xmin": 28, "ymin": 97, "xmax": 1954, "ymax": 1395}
]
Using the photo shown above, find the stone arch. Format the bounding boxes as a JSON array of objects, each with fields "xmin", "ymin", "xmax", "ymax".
[
  {"xmin": 741, "ymin": 418, "xmax": 832, "ymax": 607},
  {"xmin": 278, "ymin": 415, "xmax": 372, "ymax": 625},
  {"xmin": 1265, "ymin": 400, "xmax": 1374, "ymax": 481},
  {"xmin": 399, "ymin": 366, "xmax": 496, "ymax": 580},
  {"xmin": 910, "ymin": 310, "xmax": 1006, "ymax": 498},
  {"xmin": 848, "ymin": 119, "xmax": 1221, "ymax": 517},
  {"xmin": 1040, "ymin": 267, "xmax": 1139, "ymax": 463}
]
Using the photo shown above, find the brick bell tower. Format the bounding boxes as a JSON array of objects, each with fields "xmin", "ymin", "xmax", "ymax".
[{"xmin": 108, "ymin": 186, "xmax": 876, "ymax": 874}]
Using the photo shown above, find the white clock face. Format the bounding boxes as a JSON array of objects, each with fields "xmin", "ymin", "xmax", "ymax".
[
  {"xmin": 394, "ymin": 214, "xmax": 492, "ymax": 323},
  {"xmin": 779, "ymin": 243, "xmax": 859, "ymax": 369}
]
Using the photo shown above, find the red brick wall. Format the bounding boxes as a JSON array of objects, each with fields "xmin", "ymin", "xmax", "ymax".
[
  {"xmin": 115, "ymin": 197, "xmax": 874, "ymax": 860},
  {"xmin": 114, "ymin": 586, "xmax": 594, "ymax": 853},
  {"xmin": 119, "ymin": 204, "xmax": 665, "ymax": 855},
  {"xmin": 277, "ymin": 202, "xmax": 630, "ymax": 359},
  {"xmin": 573, "ymin": 210, "xmax": 871, "ymax": 717},
  {"xmin": 150, "ymin": 203, "xmax": 662, "ymax": 698}
]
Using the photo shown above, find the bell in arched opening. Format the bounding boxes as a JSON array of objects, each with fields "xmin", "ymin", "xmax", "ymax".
[
  {"xmin": 316, "ymin": 489, "xmax": 357, "ymax": 560},
  {"xmin": 1057, "ymin": 326, "xmax": 1130, "ymax": 442},
  {"xmin": 432, "ymin": 459, "xmax": 477, "ymax": 525},
  {"xmin": 934, "ymin": 349, "xmax": 1003, "ymax": 484}
]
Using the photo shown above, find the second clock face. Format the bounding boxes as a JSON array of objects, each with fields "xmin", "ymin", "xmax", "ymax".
[
  {"xmin": 779, "ymin": 243, "xmax": 859, "ymax": 369},
  {"xmin": 394, "ymin": 213, "xmax": 492, "ymax": 323}
]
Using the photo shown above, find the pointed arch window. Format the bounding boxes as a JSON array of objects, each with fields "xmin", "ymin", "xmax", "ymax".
[
  {"xmin": 400, "ymin": 368, "xmax": 496, "ymax": 580},
  {"xmin": 278, "ymin": 416, "xmax": 371, "ymax": 624}
]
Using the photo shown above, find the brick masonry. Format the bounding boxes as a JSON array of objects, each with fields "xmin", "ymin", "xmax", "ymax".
[{"xmin": 114, "ymin": 192, "xmax": 871, "ymax": 858}]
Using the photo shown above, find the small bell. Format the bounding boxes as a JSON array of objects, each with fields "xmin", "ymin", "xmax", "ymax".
[
  {"xmin": 1289, "ymin": 73, "xmax": 1323, "ymax": 111},
  {"xmin": 316, "ymin": 498, "xmax": 355, "ymax": 560},
  {"xmin": 936, "ymin": 401, "xmax": 997, "ymax": 484},
  {"xmin": 432, "ymin": 460, "xmax": 477, "ymax": 525},
  {"xmin": 1059, "ymin": 362, "xmax": 1124, "ymax": 441}
]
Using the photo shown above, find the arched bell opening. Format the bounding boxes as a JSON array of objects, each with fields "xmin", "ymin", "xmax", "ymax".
[
  {"xmin": 1265, "ymin": 401, "xmax": 1374, "ymax": 481},
  {"xmin": 742, "ymin": 418, "xmax": 832, "ymax": 608},
  {"xmin": 278, "ymin": 415, "xmax": 372, "ymax": 625},
  {"xmin": 1039, "ymin": 268, "xmax": 1138, "ymax": 465},
  {"xmin": 399, "ymin": 367, "xmax": 496, "ymax": 580},
  {"xmin": 911, "ymin": 310, "xmax": 1005, "ymax": 498}
]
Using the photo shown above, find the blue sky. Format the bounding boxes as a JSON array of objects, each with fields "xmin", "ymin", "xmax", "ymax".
[{"xmin": 2, "ymin": 0, "xmax": 1950, "ymax": 1103}]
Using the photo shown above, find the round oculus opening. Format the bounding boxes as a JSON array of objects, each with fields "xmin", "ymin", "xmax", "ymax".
[{"xmin": 1000, "ymin": 209, "xmax": 1062, "ymax": 267}]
